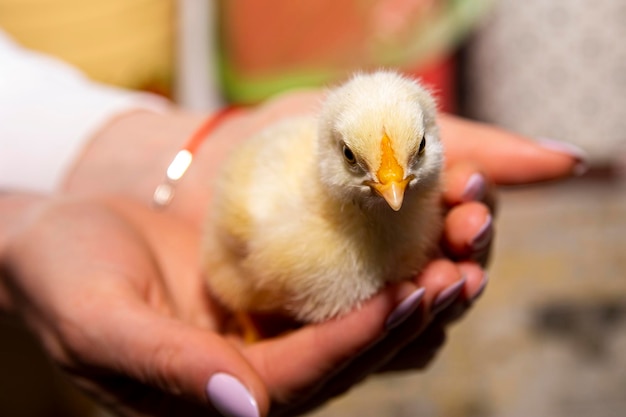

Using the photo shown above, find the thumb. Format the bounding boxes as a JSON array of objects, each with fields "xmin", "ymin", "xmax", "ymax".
[
  {"xmin": 1, "ymin": 197, "xmax": 267, "ymax": 417},
  {"xmin": 79, "ymin": 302, "xmax": 268, "ymax": 417}
]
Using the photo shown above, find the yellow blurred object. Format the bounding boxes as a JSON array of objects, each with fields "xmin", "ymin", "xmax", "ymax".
[{"xmin": 0, "ymin": 0, "xmax": 175, "ymax": 95}]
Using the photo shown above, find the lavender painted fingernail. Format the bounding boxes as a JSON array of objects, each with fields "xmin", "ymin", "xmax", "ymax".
[
  {"xmin": 462, "ymin": 173, "xmax": 487, "ymax": 202},
  {"xmin": 536, "ymin": 138, "xmax": 587, "ymax": 160},
  {"xmin": 471, "ymin": 272, "xmax": 489, "ymax": 301},
  {"xmin": 536, "ymin": 138, "xmax": 589, "ymax": 176},
  {"xmin": 471, "ymin": 215, "xmax": 493, "ymax": 252},
  {"xmin": 207, "ymin": 373, "xmax": 259, "ymax": 417},
  {"xmin": 385, "ymin": 287, "xmax": 426, "ymax": 330},
  {"xmin": 573, "ymin": 161, "xmax": 590, "ymax": 176},
  {"xmin": 432, "ymin": 276, "xmax": 467, "ymax": 315}
]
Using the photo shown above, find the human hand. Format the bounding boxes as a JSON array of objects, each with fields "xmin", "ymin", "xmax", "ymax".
[
  {"xmin": 48, "ymin": 89, "xmax": 586, "ymax": 415},
  {"xmin": 0, "ymin": 195, "xmax": 483, "ymax": 417},
  {"xmin": 63, "ymin": 90, "xmax": 584, "ymax": 228},
  {"xmin": 62, "ymin": 90, "xmax": 585, "ymax": 282}
]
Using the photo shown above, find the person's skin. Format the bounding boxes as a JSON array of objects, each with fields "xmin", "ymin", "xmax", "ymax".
[
  {"xmin": 63, "ymin": 90, "xmax": 583, "ymax": 227},
  {"xmin": 0, "ymin": 91, "xmax": 584, "ymax": 417}
]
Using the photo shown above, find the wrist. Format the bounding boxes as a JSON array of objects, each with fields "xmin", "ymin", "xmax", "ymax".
[
  {"xmin": 61, "ymin": 109, "xmax": 207, "ymax": 205},
  {"xmin": 62, "ymin": 107, "xmax": 247, "ymax": 227},
  {"xmin": 62, "ymin": 90, "xmax": 325, "ymax": 227}
]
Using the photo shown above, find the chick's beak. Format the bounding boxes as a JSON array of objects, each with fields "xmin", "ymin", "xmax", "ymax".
[
  {"xmin": 369, "ymin": 179, "xmax": 411, "ymax": 211},
  {"xmin": 367, "ymin": 134, "xmax": 412, "ymax": 212}
]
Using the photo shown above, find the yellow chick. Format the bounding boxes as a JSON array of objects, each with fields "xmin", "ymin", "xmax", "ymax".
[{"xmin": 204, "ymin": 71, "xmax": 444, "ymax": 325}]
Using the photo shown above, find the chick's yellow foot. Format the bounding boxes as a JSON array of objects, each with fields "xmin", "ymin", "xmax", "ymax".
[{"xmin": 235, "ymin": 311, "xmax": 261, "ymax": 344}]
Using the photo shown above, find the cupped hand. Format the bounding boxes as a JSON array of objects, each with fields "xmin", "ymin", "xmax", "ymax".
[
  {"xmin": 46, "ymin": 88, "xmax": 586, "ymax": 416},
  {"xmin": 0, "ymin": 195, "xmax": 484, "ymax": 417},
  {"xmin": 64, "ymin": 90, "xmax": 584, "ymax": 229},
  {"xmin": 62, "ymin": 89, "xmax": 585, "ymax": 299}
]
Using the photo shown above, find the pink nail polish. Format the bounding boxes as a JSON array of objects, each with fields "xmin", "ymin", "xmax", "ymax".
[
  {"xmin": 207, "ymin": 373, "xmax": 259, "ymax": 417},
  {"xmin": 471, "ymin": 215, "xmax": 493, "ymax": 252},
  {"xmin": 385, "ymin": 288, "xmax": 426, "ymax": 330},
  {"xmin": 462, "ymin": 173, "xmax": 487, "ymax": 202},
  {"xmin": 471, "ymin": 272, "xmax": 489, "ymax": 301},
  {"xmin": 432, "ymin": 276, "xmax": 467, "ymax": 315},
  {"xmin": 536, "ymin": 138, "xmax": 589, "ymax": 176}
]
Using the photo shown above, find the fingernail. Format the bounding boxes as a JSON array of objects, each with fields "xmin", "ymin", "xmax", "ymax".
[
  {"xmin": 471, "ymin": 271, "xmax": 489, "ymax": 301},
  {"xmin": 207, "ymin": 373, "xmax": 260, "ymax": 417},
  {"xmin": 462, "ymin": 173, "xmax": 486, "ymax": 202},
  {"xmin": 471, "ymin": 215, "xmax": 493, "ymax": 252},
  {"xmin": 432, "ymin": 276, "xmax": 467, "ymax": 315},
  {"xmin": 536, "ymin": 138, "xmax": 589, "ymax": 176},
  {"xmin": 385, "ymin": 287, "xmax": 426, "ymax": 330}
]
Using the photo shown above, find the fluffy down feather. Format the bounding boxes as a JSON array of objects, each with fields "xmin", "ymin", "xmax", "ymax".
[{"xmin": 203, "ymin": 70, "xmax": 444, "ymax": 323}]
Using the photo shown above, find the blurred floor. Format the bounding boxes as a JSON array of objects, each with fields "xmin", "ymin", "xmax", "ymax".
[{"xmin": 1, "ymin": 172, "xmax": 625, "ymax": 417}]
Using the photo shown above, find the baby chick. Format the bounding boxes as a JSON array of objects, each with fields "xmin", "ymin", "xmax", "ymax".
[{"xmin": 204, "ymin": 71, "xmax": 444, "ymax": 325}]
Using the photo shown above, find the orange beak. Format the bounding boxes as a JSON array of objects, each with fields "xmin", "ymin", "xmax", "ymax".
[
  {"xmin": 367, "ymin": 134, "xmax": 411, "ymax": 211},
  {"xmin": 368, "ymin": 179, "xmax": 411, "ymax": 211}
]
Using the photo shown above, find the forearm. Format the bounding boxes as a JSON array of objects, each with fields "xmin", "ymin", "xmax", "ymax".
[{"xmin": 0, "ymin": 29, "xmax": 169, "ymax": 194}]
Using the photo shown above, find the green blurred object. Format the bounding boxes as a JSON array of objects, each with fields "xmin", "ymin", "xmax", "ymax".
[{"xmin": 216, "ymin": 0, "xmax": 494, "ymax": 104}]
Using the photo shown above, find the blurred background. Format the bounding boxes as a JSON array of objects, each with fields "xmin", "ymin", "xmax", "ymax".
[{"xmin": 1, "ymin": 0, "xmax": 625, "ymax": 416}]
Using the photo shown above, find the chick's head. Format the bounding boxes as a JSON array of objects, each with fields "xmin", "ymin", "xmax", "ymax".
[{"xmin": 317, "ymin": 71, "xmax": 443, "ymax": 211}]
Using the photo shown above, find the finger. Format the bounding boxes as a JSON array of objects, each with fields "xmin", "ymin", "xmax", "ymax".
[
  {"xmin": 292, "ymin": 259, "xmax": 464, "ymax": 411},
  {"xmin": 431, "ymin": 262, "xmax": 488, "ymax": 326},
  {"xmin": 244, "ymin": 281, "xmax": 424, "ymax": 406},
  {"xmin": 442, "ymin": 202, "xmax": 493, "ymax": 265},
  {"xmin": 375, "ymin": 324, "xmax": 448, "ymax": 373},
  {"xmin": 378, "ymin": 262, "xmax": 488, "ymax": 373},
  {"xmin": 438, "ymin": 114, "xmax": 587, "ymax": 184},
  {"xmin": 413, "ymin": 259, "xmax": 466, "ymax": 313},
  {"xmin": 7, "ymin": 200, "xmax": 270, "ymax": 417},
  {"xmin": 442, "ymin": 162, "xmax": 497, "ymax": 212},
  {"xmin": 69, "ymin": 298, "xmax": 270, "ymax": 417},
  {"xmin": 459, "ymin": 262, "xmax": 489, "ymax": 300}
]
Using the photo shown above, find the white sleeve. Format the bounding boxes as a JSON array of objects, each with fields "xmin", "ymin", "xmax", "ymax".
[{"xmin": 0, "ymin": 30, "xmax": 170, "ymax": 193}]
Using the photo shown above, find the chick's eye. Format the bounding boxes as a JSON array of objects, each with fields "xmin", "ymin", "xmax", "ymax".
[
  {"xmin": 343, "ymin": 144, "xmax": 357, "ymax": 164},
  {"xmin": 418, "ymin": 135, "xmax": 426, "ymax": 155}
]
